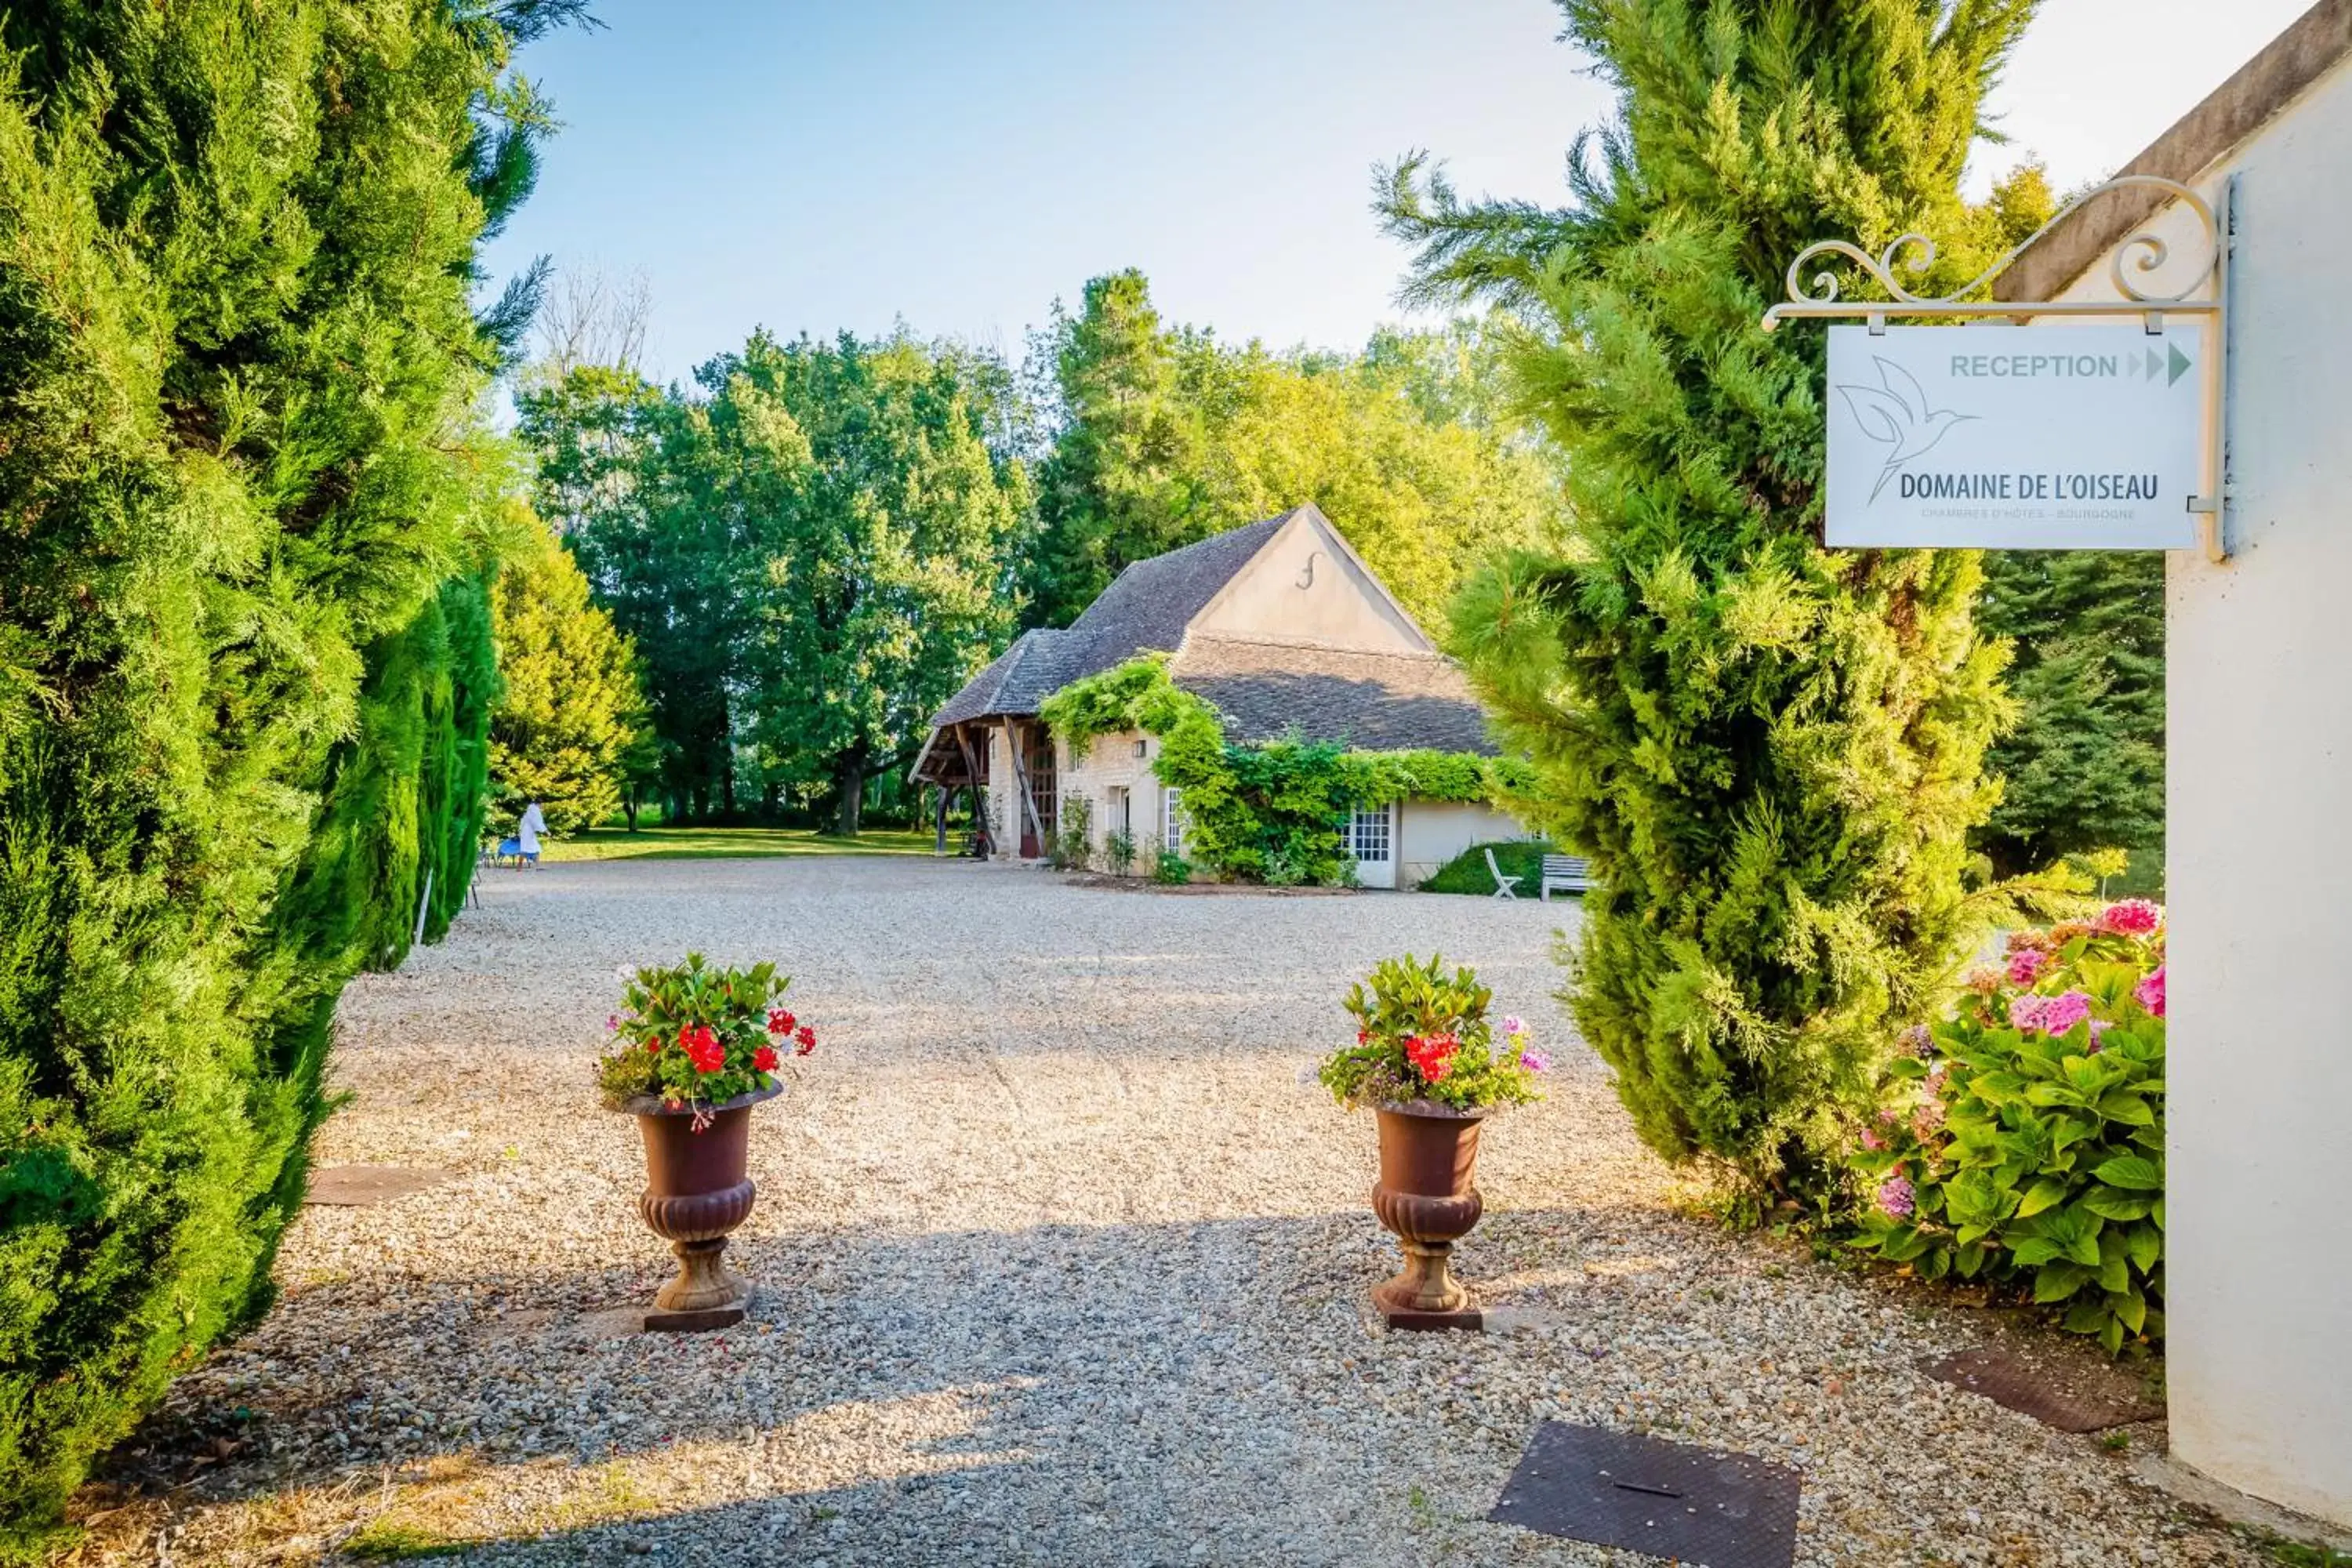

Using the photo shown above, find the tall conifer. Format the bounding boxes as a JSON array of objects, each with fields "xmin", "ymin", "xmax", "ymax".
[
  {"xmin": 0, "ymin": 2, "xmax": 574, "ymax": 1543},
  {"xmin": 1381, "ymin": 1, "xmax": 2040, "ymax": 1191}
]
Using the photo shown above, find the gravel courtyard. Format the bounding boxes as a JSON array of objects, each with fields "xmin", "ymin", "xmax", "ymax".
[{"xmin": 77, "ymin": 856, "xmax": 2266, "ymax": 1566}]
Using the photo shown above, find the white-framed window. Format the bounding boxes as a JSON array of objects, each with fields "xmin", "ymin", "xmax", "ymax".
[
  {"xmin": 1163, "ymin": 787, "xmax": 1185, "ymax": 855},
  {"xmin": 1348, "ymin": 804, "xmax": 1393, "ymax": 864}
]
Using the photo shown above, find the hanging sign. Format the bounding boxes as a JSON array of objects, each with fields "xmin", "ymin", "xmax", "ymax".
[{"xmin": 1825, "ymin": 323, "xmax": 2204, "ymax": 550}]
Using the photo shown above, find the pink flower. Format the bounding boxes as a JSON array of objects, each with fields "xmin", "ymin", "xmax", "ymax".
[
  {"xmin": 605, "ymin": 1014, "xmax": 620, "ymax": 1033},
  {"xmin": 2007, "ymin": 994, "xmax": 2049, "ymax": 1034},
  {"xmin": 1519, "ymin": 1049, "xmax": 1550, "ymax": 1073},
  {"xmin": 2099, "ymin": 899, "xmax": 2163, "ymax": 936},
  {"xmin": 1911, "ymin": 1100, "xmax": 1946, "ymax": 1139},
  {"xmin": 1878, "ymin": 1176, "xmax": 1915, "ymax": 1219},
  {"xmin": 1501, "ymin": 1015, "xmax": 1527, "ymax": 1037},
  {"xmin": 2087, "ymin": 1019, "xmax": 2112, "ymax": 1054},
  {"xmin": 1965, "ymin": 967, "xmax": 2002, "ymax": 997},
  {"xmin": 2041, "ymin": 991, "xmax": 2092, "ymax": 1038},
  {"xmin": 1860, "ymin": 1127, "xmax": 1886, "ymax": 1152},
  {"xmin": 2135, "ymin": 964, "xmax": 2165, "ymax": 1019},
  {"xmin": 2006, "ymin": 949, "xmax": 2047, "ymax": 985}
]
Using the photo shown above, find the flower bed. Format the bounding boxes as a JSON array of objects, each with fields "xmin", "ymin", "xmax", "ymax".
[{"xmin": 1850, "ymin": 901, "xmax": 2165, "ymax": 1353}]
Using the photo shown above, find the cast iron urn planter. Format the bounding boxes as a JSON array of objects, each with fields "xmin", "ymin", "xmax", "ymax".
[
  {"xmin": 1370, "ymin": 1099, "xmax": 1488, "ymax": 1330},
  {"xmin": 621, "ymin": 1080, "xmax": 782, "ymax": 1330}
]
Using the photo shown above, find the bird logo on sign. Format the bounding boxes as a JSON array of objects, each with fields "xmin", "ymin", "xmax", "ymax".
[{"xmin": 1838, "ymin": 357, "xmax": 1976, "ymax": 502}]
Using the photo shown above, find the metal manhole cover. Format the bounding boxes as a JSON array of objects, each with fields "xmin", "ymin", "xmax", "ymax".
[
  {"xmin": 304, "ymin": 1165, "xmax": 452, "ymax": 1207},
  {"xmin": 1488, "ymin": 1420, "xmax": 1800, "ymax": 1568},
  {"xmin": 1921, "ymin": 1347, "xmax": 2161, "ymax": 1432}
]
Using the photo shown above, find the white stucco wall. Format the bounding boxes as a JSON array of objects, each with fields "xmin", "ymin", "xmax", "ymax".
[
  {"xmin": 1397, "ymin": 801, "xmax": 1529, "ymax": 890},
  {"xmin": 1189, "ymin": 510, "xmax": 1428, "ymax": 651},
  {"xmin": 1056, "ymin": 729, "xmax": 1178, "ymax": 873},
  {"xmin": 2053, "ymin": 55, "xmax": 2352, "ymax": 1524}
]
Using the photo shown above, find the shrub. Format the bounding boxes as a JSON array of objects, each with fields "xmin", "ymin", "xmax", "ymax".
[
  {"xmin": 1418, "ymin": 838, "xmax": 1558, "ymax": 897},
  {"xmin": 1153, "ymin": 851, "xmax": 1192, "ymax": 886},
  {"xmin": 596, "ymin": 955, "xmax": 816, "ymax": 1112},
  {"xmin": 1104, "ymin": 829, "xmax": 1138, "ymax": 877},
  {"xmin": 1051, "ymin": 797, "xmax": 1094, "ymax": 872},
  {"xmin": 1850, "ymin": 902, "xmax": 2167, "ymax": 1353},
  {"xmin": 1320, "ymin": 955, "xmax": 1546, "ymax": 1112}
]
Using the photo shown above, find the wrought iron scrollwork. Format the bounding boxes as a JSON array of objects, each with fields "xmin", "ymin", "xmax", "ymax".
[{"xmin": 1770, "ymin": 175, "xmax": 2220, "ymax": 321}]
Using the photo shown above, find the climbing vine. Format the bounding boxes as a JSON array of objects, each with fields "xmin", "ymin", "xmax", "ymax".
[{"xmin": 1039, "ymin": 658, "xmax": 1525, "ymax": 884}]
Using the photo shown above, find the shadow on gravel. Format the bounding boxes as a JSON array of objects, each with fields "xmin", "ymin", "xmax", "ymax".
[{"xmin": 79, "ymin": 1201, "xmax": 1718, "ymax": 1562}]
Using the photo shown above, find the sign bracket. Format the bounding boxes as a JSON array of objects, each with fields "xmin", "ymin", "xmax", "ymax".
[{"xmin": 1762, "ymin": 174, "xmax": 2233, "ymax": 561}]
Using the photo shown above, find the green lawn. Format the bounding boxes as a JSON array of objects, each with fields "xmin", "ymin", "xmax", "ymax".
[{"xmin": 536, "ymin": 826, "xmax": 941, "ymax": 863}]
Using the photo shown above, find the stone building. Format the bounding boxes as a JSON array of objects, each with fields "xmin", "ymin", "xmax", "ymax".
[{"xmin": 909, "ymin": 503, "xmax": 1523, "ymax": 887}]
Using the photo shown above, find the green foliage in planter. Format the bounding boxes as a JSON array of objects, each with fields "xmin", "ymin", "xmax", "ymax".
[
  {"xmin": 1418, "ymin": 839, "xmax": 1560, "ymax": 897},
  {"xmin": 1040, "ymin": 658, "xmax": 1521, "ymax": 884},
  {"xmin": 1851, "ymin": 906, "xmax": 2167, "ymax": 1353},
  {"xmin": 1320, "ymin": 954, "xmax": 1543, "ymax": 1112},
  {"xmin": 0, "ymin": 1, "xmax": 569, "ymax": 1547},
  {"xmin": 1378, "ymin": 3, "xmax": 2047, "ymax": 1193},
  {"xmin": 597, "ymin": 954, "xmax": 811, "ymax": 1110},
  {"xmin": 1152, "ymin": 851, "xmax": 1192, "ymax": 886}
]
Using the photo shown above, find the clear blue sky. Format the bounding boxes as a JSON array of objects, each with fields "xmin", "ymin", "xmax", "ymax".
[{"xmin": 480, "ymin": 0, "xmax": 2317, "ymax": 383}]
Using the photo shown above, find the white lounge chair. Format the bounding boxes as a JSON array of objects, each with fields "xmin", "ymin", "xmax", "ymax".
[
  {"xmin": 1485, "ymin": 848, "xmax": 1523, "ymax": 899},
  {"xmin": 1541, "ymin": 855, "xmax": 1594, "ymax": 900}
]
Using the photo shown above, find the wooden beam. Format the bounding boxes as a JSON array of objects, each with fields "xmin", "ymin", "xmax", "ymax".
[{"xmin": 1010, "ymin": 723, "xmax": 1047, "ymax": 851}]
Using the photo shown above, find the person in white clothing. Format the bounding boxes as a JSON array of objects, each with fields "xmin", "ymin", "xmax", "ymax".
[{"xmin": 517, "ymin": 800, "xmax": 546, "ymax": 866}]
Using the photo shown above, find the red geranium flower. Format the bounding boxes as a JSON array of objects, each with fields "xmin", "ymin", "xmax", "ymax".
[
  {"xmin": 768, "ymin": 1009, "xmax": 795, "ymax": 1035},
  {"xmin": 1403, "ymin": 1032, "xmax": 1459, "ymax": 1084},
  {"xmin": 679, "ymin": 1022, "xmax": 724, "ymax": 1074},
  {"xmin": 753, "ymin": 1044, "xmax": 779, "ymax": 1073},
  {"xmin": 793, "ymin": 1024, "xmax": 816, "ymax": 1056}
]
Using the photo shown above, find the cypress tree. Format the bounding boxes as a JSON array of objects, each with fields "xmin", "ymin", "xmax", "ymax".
[
  {"xmin": 489, "ymin": 511, "xmax": 649, "ymax": 836},
  {"xmin": 1381, "ymin": 1, "xmax": 2040, "ymax": 1193},
  {"xmin": 0, "ymin": 2, "xmax": 574, "ymax": 1546}
]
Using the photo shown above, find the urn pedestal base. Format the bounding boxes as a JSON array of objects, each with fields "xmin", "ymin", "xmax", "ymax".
[
  {"xmin": 1371, "ymin": 1239, "xmax": 1486, "ymax": 1330},
  {"xmin": 644, "ymin": 1238, "xmax": 751, "ymax": 1331}
]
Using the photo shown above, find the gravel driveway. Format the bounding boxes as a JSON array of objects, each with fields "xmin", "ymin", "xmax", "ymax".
[{"xmin": 72, "ymin": 856, "xmax": 2263, "ymax": 1566}]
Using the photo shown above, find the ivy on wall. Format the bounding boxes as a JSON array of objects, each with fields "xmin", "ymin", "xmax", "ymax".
[{"xmin": 1039, "ymin": 658, "xmax": 1525, "ymax": 884}]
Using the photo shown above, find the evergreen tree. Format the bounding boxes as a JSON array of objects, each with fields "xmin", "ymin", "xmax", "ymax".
[
  {"xmin": 1024, "ymin": 270, "xmax": 1213, "ymax": 626},
  {"xmin": 1976, "ymin": 550, "xmax": 2165, "ymax": 875},
  {"xmin": 0, "ymin": 1, "xmax": 574, "ymax": 1544},
  {"xmin": 489, "ymin": 510, "xmax": 651, "ymax": 836},
  {"xmin": 1381, "ymin": 0, "xmax": 2041, "ymax": 1192}
]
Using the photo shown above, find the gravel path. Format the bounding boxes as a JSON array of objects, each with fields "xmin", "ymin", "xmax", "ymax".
[{"xmin": 70, "ymin": 857, "xmax": 2263, "ymax": 1566}]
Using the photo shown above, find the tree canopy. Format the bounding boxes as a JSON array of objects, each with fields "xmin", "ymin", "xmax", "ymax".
[{"xmin": 1022, "ymin": 270, "xmax": 1566, "ymax": 630}]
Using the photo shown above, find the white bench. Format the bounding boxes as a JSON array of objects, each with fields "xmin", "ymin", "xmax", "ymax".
[{"xmin": 1540, "ymin": 855, "xmax": 1593, "ymax": 900}]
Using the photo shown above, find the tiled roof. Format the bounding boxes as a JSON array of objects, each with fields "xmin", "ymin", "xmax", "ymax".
[
  {"xmin": 1169, "ymin": 634, "xmax": 1497, "ymax": 756},
  {"xmin": 925, "ymin": 510, "xmax": 1296, "ymax": 727}
]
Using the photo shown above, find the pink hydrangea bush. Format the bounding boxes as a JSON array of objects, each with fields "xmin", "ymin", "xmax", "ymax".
[{"xmin": 1851, "ymin": 902, "xmax": 2166, "ymax": 1354}]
